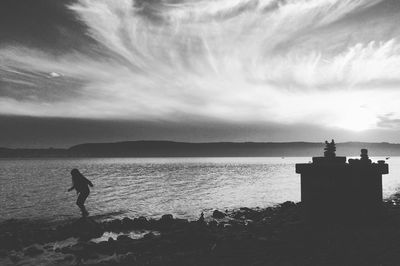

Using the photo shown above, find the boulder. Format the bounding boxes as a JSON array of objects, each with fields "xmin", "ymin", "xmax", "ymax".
[
  {"xmin": 121, "ymin": 217, "xmax": 134, "ymax": 229},
  {"xmin": 134, "ymin": 217, "xmax": 149, "ymax": 229},
  {"xmin": 280, "ymin": 201, "xmax": 296, "ymax": 209},
  {"xmin": 156, "ymin": 214, "xmax": 174, "ymax": 229},
  {"xmin": 24, "ymin": 245, "xmax": 44, "ymax": 257},
  {"xmin": 116, "ymin": 234, "xmax": 132, "ymax": 241},
  {"xmin": 234, "ymin": 207, "xmax": 262, "ymax": 221},
  {"xmin": 156, "ymin": 215, "xmax": 189, "ymax": 231},
  {"xmin": 161, "ymin": 214, "xmax": 174, "ymax": 221},
  {"xmin": 212, "ymin": 210, "xmax": 226, "ymax": 219}
]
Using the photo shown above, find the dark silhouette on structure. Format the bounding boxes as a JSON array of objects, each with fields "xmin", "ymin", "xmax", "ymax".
[
  {"xmin": 296, "ymin": 140, "xmax": 388, "ymax": 223},
  {"xmin": 68, "ymin": 169, "xmax": 93, "ymax": 217},
  {"xmin": 324, "ymin": 139, "xmax": 336, "ymax": 158}
]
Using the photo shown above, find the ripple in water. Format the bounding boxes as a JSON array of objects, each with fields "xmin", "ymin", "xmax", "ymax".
[{"xmin": 1, "ymin": 157, "xmax": 399, "ymax": 222}]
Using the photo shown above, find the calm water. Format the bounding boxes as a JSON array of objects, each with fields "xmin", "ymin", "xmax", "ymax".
[{"xmin": 1, "ymin": 157, "xmax": 399, "ymax": 222}]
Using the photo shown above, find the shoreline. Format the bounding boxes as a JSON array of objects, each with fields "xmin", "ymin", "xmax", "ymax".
[{"xmin": 2, "ymin": 200, "xmax": 400, "ymax": 265}]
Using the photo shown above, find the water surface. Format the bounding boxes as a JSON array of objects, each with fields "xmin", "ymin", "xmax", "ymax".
[{"xmin": 1, "ymin": 157, "xmax": 399, "ymax": 222}]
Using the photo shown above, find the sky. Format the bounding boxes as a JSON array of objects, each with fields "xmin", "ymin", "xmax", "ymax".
[{"xmin": 1, "ymin": 0, "xmax": 400, "ymax": 147}]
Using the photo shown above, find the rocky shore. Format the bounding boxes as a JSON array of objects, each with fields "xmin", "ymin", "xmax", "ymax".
[{"xmin": 2, "ymin": 201, "xmax": 400, "ymax": 265}]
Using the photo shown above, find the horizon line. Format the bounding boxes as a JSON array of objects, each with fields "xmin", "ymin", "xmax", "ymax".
[{"xmin": 2, "ymin": 140, "xmax": 400, "ymax": 150}]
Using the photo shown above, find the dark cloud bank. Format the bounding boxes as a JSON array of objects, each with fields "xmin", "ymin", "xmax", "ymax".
[
  {"xmin": 0, "ymin": 115, "xmax": 397, "ymax": 148},
  {"xmin": 0, "ymin": 0, "xmax": 87, "ymax": 50}
]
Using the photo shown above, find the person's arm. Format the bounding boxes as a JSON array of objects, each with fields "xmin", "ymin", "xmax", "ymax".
[
  {"xmin": 67, "ymin": 185, "xmax": 75, "ymax": 192},
  {"xmin": 84, "ymin": 176, "xmax": 94, "ymax": 187}
]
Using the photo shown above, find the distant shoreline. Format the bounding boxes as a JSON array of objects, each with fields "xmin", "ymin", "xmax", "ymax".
[{"xmin": 1, "ymin": 141, "xmax": 400, "ymax": 158}]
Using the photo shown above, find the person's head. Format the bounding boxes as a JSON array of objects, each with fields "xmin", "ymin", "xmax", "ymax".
[{"xmin": 71, "ymin": 168, "xmax": 82, "ymax": 183}]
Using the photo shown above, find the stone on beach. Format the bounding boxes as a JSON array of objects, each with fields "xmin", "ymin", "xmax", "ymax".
[
  {"xmin": 23, "ymin": 244, "xmax": 44, "ymax": 257},
  {"xmin": 4, "ymin": 201, "xmax": 400, "ymax": 265},
  {"xmin": 212, "ymin": 210, "xmax": 226, "ymax": 219}
]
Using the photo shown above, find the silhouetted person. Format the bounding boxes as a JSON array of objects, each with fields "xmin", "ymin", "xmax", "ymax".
[
  {"xmin": 198, "ymin": 212, "xmax": 205, "ymax": 224},
  {"xmin": 68, "ymin": 169, "xmax": 93, "ymax": 217}
]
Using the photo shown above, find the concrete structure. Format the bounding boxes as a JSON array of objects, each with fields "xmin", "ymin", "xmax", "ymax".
[{"xmin": 296, "ymin": 140, "xmax": 388, "ymax": 222}]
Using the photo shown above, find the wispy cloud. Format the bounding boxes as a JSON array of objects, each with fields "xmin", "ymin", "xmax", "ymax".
[{"xmin": 1, "ymin": 0, "xmax": 400, "ymax": 132}]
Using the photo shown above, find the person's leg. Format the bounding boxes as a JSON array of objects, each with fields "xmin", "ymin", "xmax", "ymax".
[
  {"xmin": 76, "ymin": 191, "xmax": 89, "ymax": 217},
  {"xmin": 76, "ymin": 192, "xmax": 83, "ymax": 209},
  {"xmin": 81, "ymin": 206, "xmax": 89, "ymax": 217}
]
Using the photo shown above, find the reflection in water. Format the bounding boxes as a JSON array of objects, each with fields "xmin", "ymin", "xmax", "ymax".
[{"xmin": 0, "ymin": 157, "xmax": 398, "ymax": 222}]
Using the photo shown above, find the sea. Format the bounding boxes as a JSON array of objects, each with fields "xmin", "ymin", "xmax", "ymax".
[{"xmin": 1, "ymin": 157, "xmax": 400, "ymax": 222}]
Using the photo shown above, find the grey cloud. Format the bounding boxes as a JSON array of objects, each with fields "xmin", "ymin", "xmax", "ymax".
[
  {"xmin": 377, "ymin": 113, "xmax": 400, "ymax": 129},
  {"xmin": 0, "ymin": 0, "xmax": 90, "ymax": 51}
]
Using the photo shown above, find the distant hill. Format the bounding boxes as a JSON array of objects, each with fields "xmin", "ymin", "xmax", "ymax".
[{"xmin": 0, "ymin": 141, "xmax": 400, "ymax": 158}]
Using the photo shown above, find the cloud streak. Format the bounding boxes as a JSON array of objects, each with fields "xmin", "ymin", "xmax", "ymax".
[{"xmin": 1, "ymin": 0, "xmax": 400, "ymax": 133}]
